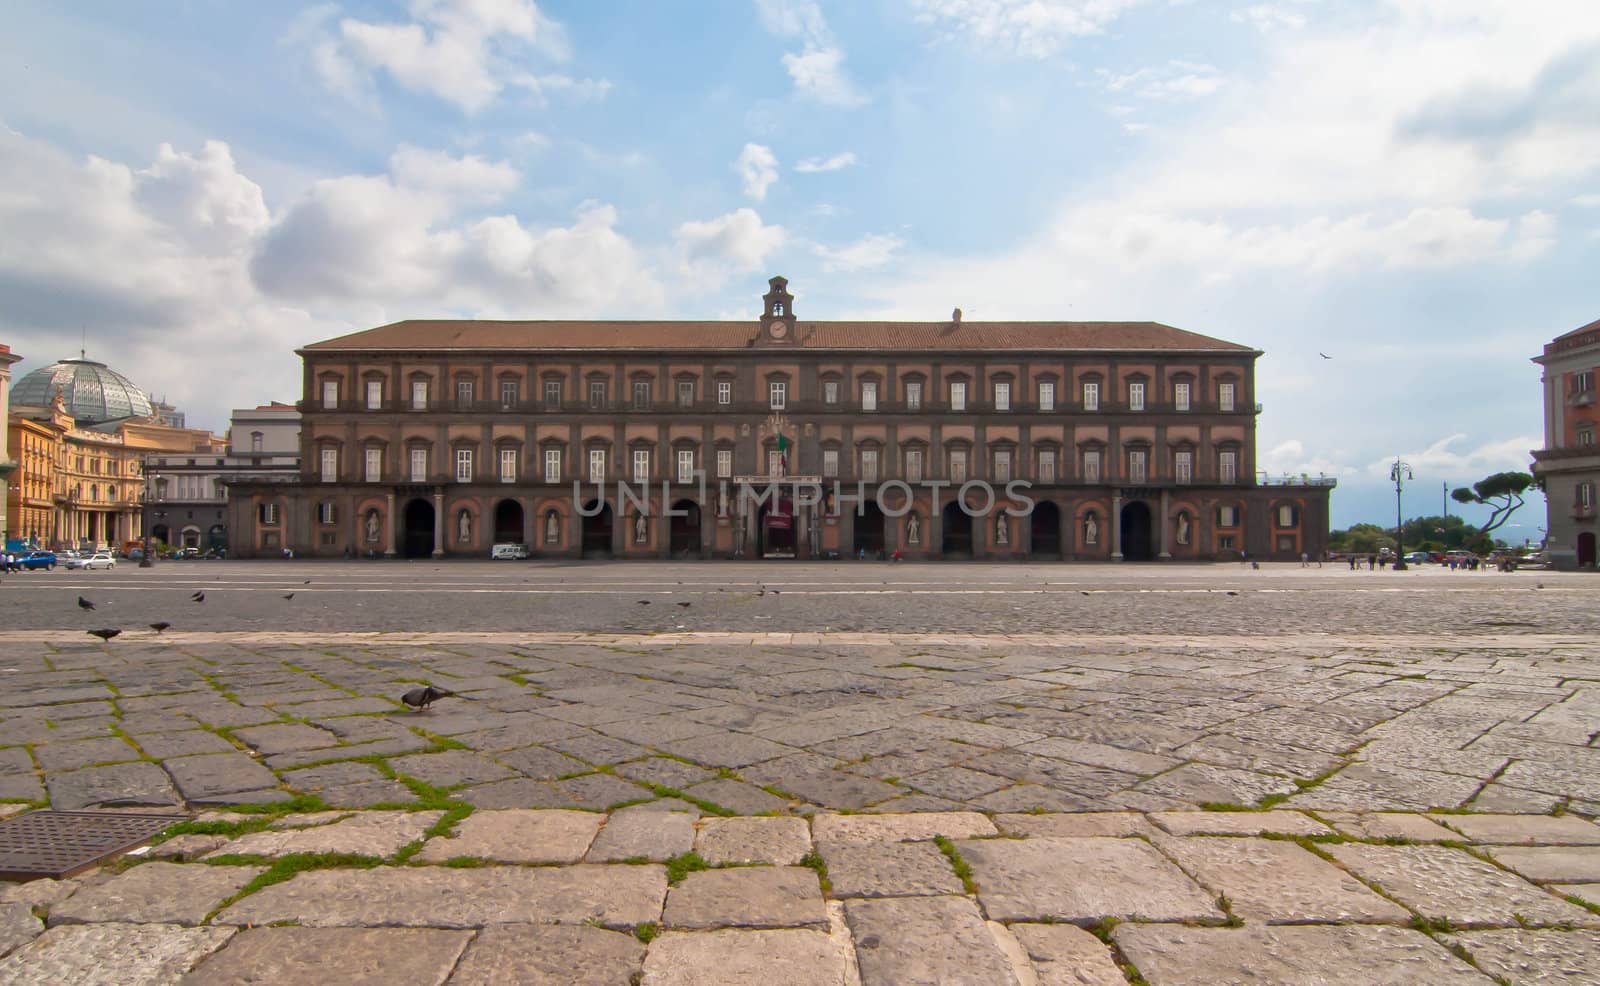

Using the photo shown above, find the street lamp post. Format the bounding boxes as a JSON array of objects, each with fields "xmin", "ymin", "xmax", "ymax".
[
  {"xmin": 139, "ymin": 469, "xmax": 159, "ymax": 568},
  {"xmin": 1391, "ymin": 458, "xmax": 1413, "ymax": 570}
]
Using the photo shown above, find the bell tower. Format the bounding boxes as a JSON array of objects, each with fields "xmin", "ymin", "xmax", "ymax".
[{"xmin": 759, "ymin": 276, "xmax": 795, "ymax": 344}]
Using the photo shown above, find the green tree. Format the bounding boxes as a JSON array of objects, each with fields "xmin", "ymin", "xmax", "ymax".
[
  {"xmin": 1330, "ymin": 523, "xmax": 1393, "ymax": 554},
  {"xmin": 1451, "ymin": 472, "xmax": 1535, "ymax": 537}
]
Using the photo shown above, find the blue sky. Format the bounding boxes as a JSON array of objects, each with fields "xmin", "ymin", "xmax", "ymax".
[{"xmin": 3, "ymin": 0, "xmax": 1597, "ymax": 536}]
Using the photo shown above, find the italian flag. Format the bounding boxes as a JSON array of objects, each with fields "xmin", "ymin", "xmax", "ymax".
[{"xmin": 777, "ymin": 433, "xmax": 789, "ymax": 477}]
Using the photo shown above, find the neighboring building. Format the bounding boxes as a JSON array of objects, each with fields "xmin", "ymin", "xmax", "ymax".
[
  {"xmin": 0, "ymin": 344, "xmax": 21, "ymax": 546},
  {"xmin": 150, "ymin": 402, "xmax": 300, "ymax": 552},
  {"xmin": 231, "ymin": 277, "xmax": 1334, "ymax": 561},
  {"xmin": 1532, "ymin": 317, "xmax": 1600, "ymax": 569}
]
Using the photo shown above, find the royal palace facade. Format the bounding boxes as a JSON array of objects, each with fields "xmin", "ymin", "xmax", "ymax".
[{"xmin": 227, "ymin": 277, "xmax": 1334, "ymax": 561}]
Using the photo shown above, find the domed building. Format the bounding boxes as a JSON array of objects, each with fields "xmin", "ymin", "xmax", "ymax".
[{"xmin": 9, "ymin": 357, "xmax": 153, "ymax": 426}]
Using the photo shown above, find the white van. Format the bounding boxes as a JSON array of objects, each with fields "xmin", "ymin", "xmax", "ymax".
[{"xmin": 490, "ymin": 543, "xmax": 529, "ymax": 560}]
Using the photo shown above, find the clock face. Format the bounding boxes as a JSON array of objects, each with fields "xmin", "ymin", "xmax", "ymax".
[{"xmin": 770, "ymin": 321, "xmax": 789, "ymax": 339}]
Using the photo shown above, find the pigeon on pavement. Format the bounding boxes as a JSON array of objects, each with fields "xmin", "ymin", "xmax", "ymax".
[
  {"xmin": 192, "ymin": 591, "xmax": 205, "ymax": 603},
  {"xmin": 149, "ymin": 622, "xmax": 171, "ymax": 633},
  {"xmin": 400, "ymin": 685, "xmax": 456, "ymax": 711},
  {"xmin": 676, "ymin": 601, "xmax": 691, "ymax": 608},
  {"xmin": 282, "ymin": 593, "xmax": 295, "ymax": 600},
  {"xmin": 87, "ymin": 629, "xmax": 120, "ymax": 641},
  {"xmin": 78, "ymin": 596, "xmax": 95, "ymax": 611}
]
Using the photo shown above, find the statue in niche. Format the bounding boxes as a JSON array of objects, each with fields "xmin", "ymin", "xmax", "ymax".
[
  {"xmin": 1176, "ymin": 512, "xmax": 1191, "ymax": 545},
  {"xmin": 364, "ymin": 510, "xmax": 380, "ymax": 543},
  {"xmin": 1085, "ymin": 512, "xmax": 1099, "ymax": 545},
  {"xmin": 996, "ymin": 515, "xmax": 1009, "ymax": 545},
  {"xmin": 907, "ymin": 514, "xmax": 921, "ymax": 544},
  {"xmin": 635, "ymin": 512, "xmax": 648, "ymax": 543},
  {"xmin": 545, "ymin": 511, "xmax": 560, "ymax": 544},
  {"xmin": 458, "ymin": 510, "xmax": 471, "ymax": 543}
]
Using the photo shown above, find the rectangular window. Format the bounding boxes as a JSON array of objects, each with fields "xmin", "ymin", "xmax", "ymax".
[
  {"xmin": 717, "ymin": 449, "xmax": 733, "ymax": 479},
  {"xmin": 823, "ymin": 380, "xmax": 839, "ymax": 405},
  {"xmin": 499, "ymin": 448, "xmax": 516, "ymax": 484},
  {"xmin": 1038, "ymin": 382, "xmax": 1055, "ymax": 411},
  {"xmin": 251, "ymin": 433, "xmax": 263, "ymax": 453},
  {"xmin": 321, "ymin": 380, "xmax": 338, "ymax": 410},
  {"xmin": 1175, "ymin": 382, "xmax": 1190, "ymax": 412},
  {"xmin": 1220, "ymin": 450, "xmax": 1237, "ymax": 484},
  {"xmin": 951, "ymin": 381, "xmax": 967, "ymax": 411},
  {"xmin": 1218, "ymin": 505, "xmax": 1238, "ymax": 527},
  {"xmin": 259, "ymin": 503, "xmax": 278, "ymax": 525},
  {"xmin": 1129, "ymin": 382, "xmax": 1145, "ymax": 411},
  {"xmin": 1219, "ymin": 382, "xmax": 1235, "ymax": 412},
  {"xmin": 822, "ymin": 449, "xmax": 838, "ymax": 478},
  {"xmin": 366, "ymin": 380, "xmax": 383, "ymax": 410},
  {"xmin": 1278, "ymin": 504, "xmax": 1297, "ymax": 527},
  {"xmin": 364, "ymin": 448, "xmax": 382, "ymax": 483},
  {"xmin": 319, "ymin": 448, "xmax": 337, "ymax": 483},
  {"xmin": 1581, "ymin": 482, "xmax": 1595, "ymax": 508},
  {"xmin": 862, "ymin": 380, "xmax": 877, "ymax": 411},
  {"xmin": 677, "ymin": 449, "xmax": 694, "ymax": 484},
  {"xmin": 677, "ymin": 381, "xmax": 694, "ymax": 408},
  {"xmin": 1128, "ymin": 450, "xmax": 1146, "ymax": 483},
  {"xmin": 588, "ymin": 381, "xmax": 607, "ymax": 409},
  {"xmin": 1581, "ymin": 429, "xmax": 1596, "ymax": 447},
  {"xmin": 589, "ymin": 449, "xmax": 606, "ymax": 484},
  {"xmin": 1219, "ymin": 535, "xmax": 1236, "ymax": 550},
  {"xmin": 456, "ymin": 380, "xmax": 473, "ymax": 405},
  {"xmin": 994, "ymin": 449, "xmax": 1012, "ymax": 482},
  {"xmin": 500, "ymin": 380, "xmax": 518, "ymax": 408},
  {"xmin": 544, "ymin": 449, "xmax": 562, "ymax": 484},
  {"xmin": 1039, "ymin": 450, "xmax": 1056, "ymax": 483},
  {"xmin": 906, "ymin": 381, "xmax": 922, "ymax": 410},
  {"xmin": 409, "ymin": 448, "xmax": 427, "ymax": 482},
  {"xmin": 994, "ymin": 381, "xmax": 1011, "ymax": 411},
  {"xmin": 412, "ymin": 380, "xmax": 428, "ymax": 411},
  {"xmin": 633, "ymin": 449, "xmax": 650, "ymax": 484},
  {"xmin": 633, "ymin": 381, "xmax": 651, "ymax": 410},
  {"xmin": 1084, "ymin": 449, "xmax": 1101, "ymax": 483},
  {"xmin": 1083, "ymin": 382, "xmax": 1099, "ymax": 411},
  {"xmin": 1176, "ymin": 450, "xmax": 1193, "ymax": 484},
  {"xmin": 905, "ymin": 449, "xmax": 923, "ymax": 482},
  {"xmin": 1577, "ymin": 371, "xmax": 1595, "ymax": 394},
  {"xmin": 861, "ymin": 449, "xmax": 879, "ymax": 482},
  {"xmin": 949, "ymin": 449, "xmax": 967, "ymax": 483},
  {"xmin": 543, "ymin": 380, "xmax": 562, "ymax": 408},
  {"xmin": 770, "ymin": 381, "xmax": 787, "ymax": 409},
  {"xmin": 318, "ymin": 501, "xmax": 337, "ymax": 525},
  {"xmin": 455, "ymin": 448, "xmax": 472, "ymax": 483},
  {"xmin": 718, "ymin": 380, "xmax": 732, "ymax": 405},
  {"xmin": 768, "ymin": 450, "xmax": 783, "ymax": 477}
]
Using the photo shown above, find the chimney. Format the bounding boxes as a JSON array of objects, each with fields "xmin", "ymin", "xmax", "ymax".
[{"xmin": 952, "ymin": 308, "xmax": 963, "ymax": 324}]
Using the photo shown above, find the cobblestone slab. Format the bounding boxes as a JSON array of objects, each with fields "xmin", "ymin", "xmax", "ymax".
[
  {"xmin": 1113, "ymin": 924, "xmax": 1491, "ymax": 985},
  {"xmin": 0, "ymin": 922, "xmax": 235, "ymax": 986},
  {"xmin": 49, "ymin": 861, "xmax": 266, "ymax": 926},
  {"xmin": 32, "ymin": 737, "xmax": 140, "ymax": 771},
  {"xmin": 1150, "ymin": 810, "xmax": 1332, "ymax": 837},
  {"xmin": 415, "ymin": 809, "xmax": 600, "ymax": 863},
  {"xmin": 448, "ymin": 924, "xmax": 645, "ymax": 985},
  {"xmin": 663, "ymin": 866, "xmax": 827, "ymax": 930},
  {"xmin": 680, "ymin": 778, "xmax": 788, "ymax": 815},
  {"xmin": 1009, "ymin": 923, "xmax": 1127, "ymax": 986},
  {"xmin": 0, "ymin": 904, "xmax": 41, "ymax": 959},
  {"xmin": 1437, "ymin": 814, "xmax": 1600, "ymax": 845},
  {"xmin": 1155, "ymin": 836, "xmax": 1409, "ymax": 923},
  {"xmin": 178, "ymin": 926, "xmax": 471, "ymax": 985},
  {"xmin": 230, "ymin": 723, "xmax": 339, "ymax": 756},
  {"xmin": 387, "ymin": 751, "xmax": 515, "ymax": 788},
  {"xmin": 844, "ymin": 896, "xmax": 1020, "ymax": 986},
  {"xmin": 993, "ymin": 812, "xmax": 1156, "ymax": 838},
  {"xmin": 818, "ymin": 841, "xmax": 964, "ymax": 898},
  {"xmin": 586, "ymin": 807, "xmax": 696, "ymax": 862},
  {"xmin": 1446, "ymin": 929, "xmax": 1600, "ymax": 985},
  {"xmin": 47, "ymin": 761, "xmax": 182, "ymax": 809},
  {"xmin": 696, "ymin": 816, "xmax": 811, "ymax": 865},
  {"xmin": 1324, "ymin": 843, "xmax": 1595, "ymax": 926},
  {"xmin": 1318, "ymin": 811, "xmax": 1460, "ymax": 843},
  {"xmin": 960, "ymin": 837, "xmax": 1220, "ymax": 923},
  {"xmin": 208, "ymin": 810, "xmax": 442, "ymax": 858},
  {"xmin": 216, "ymin": 864, "xmax": 667, "ymax": 929},
  {"xmin": 1556, "ymin": 883, "xmax": 1600, "ymax": 907},
  {"xmin": 1488, "ymin": 846, "xmax": 1600, "ymax": 884},
  {"xmin": 811, "ymin": 811, "xmax": 996, "ymax": 843},
  {"xmin": 163, "ymin": 753, "xmax": 280, "ymax": 802},
  {"xmin": 640, "ymin": 929, "xmax": 849, "ymax": 986}
]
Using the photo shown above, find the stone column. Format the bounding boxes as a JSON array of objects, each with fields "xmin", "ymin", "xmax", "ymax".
[
  {"xmin": 1111, "ymin": 493, "xmax": 1124, "ymax": 561},
  {"xmin": 523, "ymin": 497, "xmax": 537, "ymax": 554},
  {"xmin": 431, "ymin": 491, "xmax": 445, "ymax": 558},
  {"xmin": 386, "ymin": 492, "xmax": 398, "ymax": 557},
  {"xmin": 1158, "ymin": 489, "xmax": 1172, "ymax": 560}
]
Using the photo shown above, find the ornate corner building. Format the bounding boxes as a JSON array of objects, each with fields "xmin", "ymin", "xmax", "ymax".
[
  {"xmin": 226, "ymin": 277, "xmax": 1334, "ymax": 561},
  {"xmin": 1532, "ymin": 317, "xmax": 1600, "ymax": 569}
]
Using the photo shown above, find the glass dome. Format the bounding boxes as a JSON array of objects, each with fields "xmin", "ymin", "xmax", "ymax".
[{"xmin": 9, "ymin": 358, "xmax": 154, "ymax": 425}]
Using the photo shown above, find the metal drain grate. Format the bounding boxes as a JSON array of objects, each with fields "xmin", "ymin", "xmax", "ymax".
[{"xmin": 0, "ymin": 810, "xmax": 189, "ymax": 881}]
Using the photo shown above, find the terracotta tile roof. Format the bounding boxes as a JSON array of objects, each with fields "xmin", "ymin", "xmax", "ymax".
[
  {"xmin": 301, "ymin": 319, "xmax": 1256, "ymax": 354},
  {"xmin": 1554, "ymin": 316, "xmax": 1600, "ymax": 343}
]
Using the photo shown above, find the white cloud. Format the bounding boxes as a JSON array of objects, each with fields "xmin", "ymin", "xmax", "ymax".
[
  {"xmin": 1099, "ymin": 60, "xmax": 1223, "ymax": 100},
  {"xmin": 1359, "ymin": 434, "xmax": 1540, "ymax": 480},
  {"xmin": 673, "ymin": 208, "xmax": 787, "ymax": 290},
  {"xmin": 1510, "ymin": 209, "xmax": 1557, "ymax": 261},
  {"xmin": 755, "ymin": 0, "xmax": 865, "ymax": 106},
  {"xmin": 795, "ymin": 151, "xmax": 858, "ymax": 173},
  {"xmin": 1574, "ymin": 193, "xmax": 1600, "ymax": 206},
  {"xmin": 813, "ymin": 233, "xmax": 904, "ymax": 272},
  {"xmin": 1231, "ymin": 3, "xmax": 1309, "ymax": 33},
  {"xmin": 909, "ymin": 0, "xmax": 1149, "ymax": 57},
  {"xmin": 509, "ymin": 73, "xmax": 612, "ymax": 105},
  {"xmin": 736, "ymin": 143, "xmax": 780, "ymax": 200}
]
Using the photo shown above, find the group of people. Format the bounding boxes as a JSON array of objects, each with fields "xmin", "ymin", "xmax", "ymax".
[{"xmin": 1, "ymin": 552, "xmax": 23, "ymax": 573}]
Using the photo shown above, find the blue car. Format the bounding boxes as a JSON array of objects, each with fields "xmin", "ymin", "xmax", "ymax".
[{"xmin": 17, "ymin": 550, "xmax": 57, "ymax": 571}]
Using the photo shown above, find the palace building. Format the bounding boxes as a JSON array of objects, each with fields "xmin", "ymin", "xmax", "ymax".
[
  {"xmin": 226, "ymin": 277, "xmax": 1334, "ymax": 561},
  {"xmin": 1532, "ymin": 316, "xmax": 1600, "ymax": 569}
]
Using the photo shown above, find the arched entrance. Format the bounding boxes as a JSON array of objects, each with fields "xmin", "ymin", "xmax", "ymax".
[
  {"xmin": 942, "ymin": 505, "xmax": 973, "ymax": 558},
  {"xmin": 1579, "ymin": 532, "xmax": 1596, "ymax": 568},
  {"xmin": 758, "ymin": 495, "xmax": 796, "ymax": 557},
  {"xmin": 854, "ymin": 502, "xmax": 886, "ymax": 557},
  {"xmin": 1031, "ymin": 501, "xmax": 1061, "ymax": 556},
  {"xmin": 402, "ymin": 498, "xmax": 435, "ymax": 558},
  {"xmin": 151, "ymin": 524, "xmax": 170, "ymax": 545},
  {"xmin": 1120, "ymin": 501, "xmax": 1154, "ymax": 561},
  {"xmin": 582, "ymin": 502, "xmax": 613, "ymax": 557},
  {"xmin": 181, "ymin": 526, "xmax": 201, "ymax": 549},
  {"xmin": 670, "ymin": 500, "xmax": 702, "ymax": 556},
  {"xmin": 493, "ymin": 499, "xmax": 523, "ymax": 543},
  {"xmin": 206, "ymin": 524, "xmax": 227, "ymax": 551}
]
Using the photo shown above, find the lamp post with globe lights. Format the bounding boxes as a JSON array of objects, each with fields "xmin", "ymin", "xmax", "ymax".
[
  {"xmin": 1391, "ymin": 458, "xmax": 1413, "ymax": 570},
  {"xmin": 139, "ymin": 467, "xmax": 160, "ymax": 568}
]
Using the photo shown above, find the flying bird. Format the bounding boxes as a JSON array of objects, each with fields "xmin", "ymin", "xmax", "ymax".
[
  {"xmin": 77, "ymin": 596, "xmax": 95, "ymax": 611},
  {"xmin": 400, "ymin": 685, "xmax": 456, "ymax": 711},
  {"xmin": 149, "ymin": 622, "xmax": 171, "ymax": 634},
  {"xmin": 191, "ymin": 591, "xmax": 205, "ymax": 603},
  {"xmin": 1319, "ymin": 352, "xmax": 1332, "ymax": 359},
  {"xmin": 87, "ymin": 629, "xmax": 120, "ymax": 642}
]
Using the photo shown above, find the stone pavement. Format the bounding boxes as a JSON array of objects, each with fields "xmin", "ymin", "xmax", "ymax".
[{"xmin": 0, "ymin": 619, "xmax": 1594, "ymax": 982}]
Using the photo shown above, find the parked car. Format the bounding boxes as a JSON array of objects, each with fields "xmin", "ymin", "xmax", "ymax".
[
  {"xmin": 1402, "ymin": 551, "xmax": 1430, "ymax": 565},
  {"xmin": 1520, "ymin": 551, "xmax": 1551, "ymax": 570},
  {"xmin": 490, "ymin": 543, "xmax": 530, "ymax": 560},
  {"xmin": 66, "ymin": 551, "xmax": 117, "ymax": 570},
  {"xmin": 18, "ymin": 550, "xmax": 58, "ymax": 571}
]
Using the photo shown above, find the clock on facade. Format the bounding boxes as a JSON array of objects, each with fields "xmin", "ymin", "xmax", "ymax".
[{"xmin": 769, "ymin": 321, "xmax": 789, "ymax": 339}]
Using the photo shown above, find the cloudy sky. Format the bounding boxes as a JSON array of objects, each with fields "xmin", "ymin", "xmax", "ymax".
[{"xmin": 3, "ymin": 0, "xmax": 1596, "ymax": 533}]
